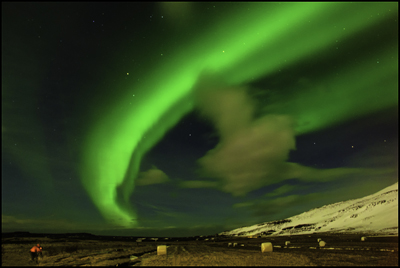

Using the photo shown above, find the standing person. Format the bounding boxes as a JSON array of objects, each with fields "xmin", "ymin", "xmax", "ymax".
[{"xmin": 30, "ymin": 244, "xmax": 43, "ymax": 263}]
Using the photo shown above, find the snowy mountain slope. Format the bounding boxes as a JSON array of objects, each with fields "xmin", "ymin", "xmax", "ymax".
[{"xmin": 220, "ymin": 182, "xmax": 398, "ymax": 237}]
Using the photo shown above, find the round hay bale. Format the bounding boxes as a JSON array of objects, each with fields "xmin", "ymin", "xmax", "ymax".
[
  {"xmin": 317, "ymin": 238, "xmax": 321, "ymax": 242},
  {"xmin": 228, "ymin": 243, "xmax": 232, "ymax": 247},
  {"xmin": 319, "ymin": 240, "xmax": 326, "ymax": 247},
  {"xmin": 285, "ymin": 241, "xmax": 290, "ymax": 246},
  {"xmin": 233, "ymin": 243, "xmax": 238, "ymax": 247},
  {"xmin": 361, "ymin": 237, "xmax": 367, "ymax": 241},
  {"xmin": 261, "ymin": 242, "xmax": 273, "ymax": 252},
  {"xmin": 157, "ymin": 245, "xmax": 167, "ymax": 255}
]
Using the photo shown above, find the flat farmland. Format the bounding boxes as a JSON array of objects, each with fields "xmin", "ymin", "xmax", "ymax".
[
  {"xmin": 1, "ymin": 233, "xmax": 398, "ymax": 266},
  {"xmin": 140, "ymin": 244, "xmax": 311, "ymax": 266}
]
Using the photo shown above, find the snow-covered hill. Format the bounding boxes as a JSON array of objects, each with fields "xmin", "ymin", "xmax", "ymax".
[{"xmin": 220, "ymin": 182, "xmax": 398, "ymax": 237}]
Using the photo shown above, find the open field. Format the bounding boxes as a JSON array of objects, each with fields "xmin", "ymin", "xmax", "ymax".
[{"xmin": 2, "ymin": 233, "xmax": 398, "ymax": 266}]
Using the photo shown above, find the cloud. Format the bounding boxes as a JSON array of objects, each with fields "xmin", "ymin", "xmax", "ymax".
[
  {"xmin": 191, "ymin": 86, "xmax": 297, "ymax": 196},
  {"xmin": 135, "ymin": 165, "xmax": 170, "ymax": 186},
  {"xmin": 264, "ymin": 184, "xmax": 297, "ymax": 197},
  {"xmin": 188, "ymin": 85, "xmax": 395, "ymax": 197},
  {"xmin": 158, "ymin": 2, "xmax": 193, "ymax": 28},
  {"xmin": 179, "ymin": 180, "xmax": 218, "ymax": 189},
  {"xmin": 344, "ymin": 137, "xmax": 398, "ymax": 169},
  {"xmin": 197, "ymin": 114, "xmax": 296, "ymax": 196},
  {"xmin": 232, "ymin": 179, "xmax": 397, "ymax": 222},
  {"xmin": 284, "ymin": 162, "xmax": 395, "ymax": 183},
  {"xmin": 232, "ymin": 202, "xmax": 253, "ymax": 208},
  {"xmin": 135, "ymin": 201, "xmax": 188, "ymax": 219},
  {"xmin": 1, "ymin": 214, "xmax": 109, "ymax": 233}
]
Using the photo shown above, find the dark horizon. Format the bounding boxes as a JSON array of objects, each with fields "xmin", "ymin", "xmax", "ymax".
[{"xmin": 1, "ymin": 231, "xmax": 223, "ymax": 239}]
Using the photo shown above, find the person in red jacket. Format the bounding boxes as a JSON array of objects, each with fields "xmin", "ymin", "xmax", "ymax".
[{"xmin": 30, "ymin": 244, "xmax": 43, "ymax": 263}]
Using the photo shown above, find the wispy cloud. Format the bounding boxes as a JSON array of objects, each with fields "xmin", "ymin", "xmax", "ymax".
[
  {"xmin": 1, "ymin": 214, "xmax": 107, "ymax": 233},
  {"xmin": 179, "ymin": 180, "xmax": 218, "ymax": 189},
  {"xmin": 232, "ymin": 179, "xmax": 397, "ymax": 222},
  {"xmin": 135, "ymin": 165, "xmax": 170, "ymax": 186},
  {"xmin": 264, "ymin": 184, "xmax": 297, "ymax": 197},
  {"xmin": 136, "ymin": 201, "xmax": 187, "ymax": 219}
]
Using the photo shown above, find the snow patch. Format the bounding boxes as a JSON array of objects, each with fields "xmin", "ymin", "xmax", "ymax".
[{"xmin": 220, "ymin": 182, "xmax": 398, "ymax": 237}]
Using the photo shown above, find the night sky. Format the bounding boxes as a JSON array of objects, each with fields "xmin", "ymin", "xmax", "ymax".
[{"xmin": 2, "ymin": 2, "xmax": 398, "ymax": 237}]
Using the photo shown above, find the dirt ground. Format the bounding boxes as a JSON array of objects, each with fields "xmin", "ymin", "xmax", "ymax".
[{"xmin": 2, "ymin": 234, "xmax": 398, "ymax": 266}]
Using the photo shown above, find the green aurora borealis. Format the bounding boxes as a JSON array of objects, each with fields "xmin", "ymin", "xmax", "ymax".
[
  {"xmin": 80, "ymin": 3, "xmax": 397, "ymax": 227},
  {"xmin": 2, "ymin": 2, "xmax": 398, "ymax": 236}
]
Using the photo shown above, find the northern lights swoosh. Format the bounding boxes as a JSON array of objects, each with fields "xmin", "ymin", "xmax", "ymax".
[{"xmin": 80, "ymin": 2, "xmax": 398, "ymax": 227}]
